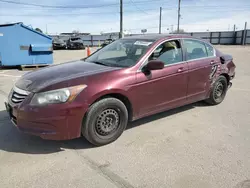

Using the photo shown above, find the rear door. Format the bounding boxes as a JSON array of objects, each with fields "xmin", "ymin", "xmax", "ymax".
[{"xmin": 182, "ymin": 39, "xmax": 218, "ymax": 102}]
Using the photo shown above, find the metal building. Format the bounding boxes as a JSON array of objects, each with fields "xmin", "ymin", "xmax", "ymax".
[{"xmin": 0, "ymin": 22, "xmax": 53, "ymax": 67}]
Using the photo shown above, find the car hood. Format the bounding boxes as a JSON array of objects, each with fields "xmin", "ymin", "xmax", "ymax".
[
  {"xmin": 15, "ymin": 61, "xmax": 120, "ymax": 92},
  {"xmin": 70, "ymin": 41, "xmax": 83, "ymax": 44},
  {"xmin": 53, "ymin": 42, "xmax": 65, "ymax": 44}
]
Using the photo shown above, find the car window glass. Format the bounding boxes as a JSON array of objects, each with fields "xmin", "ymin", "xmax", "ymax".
[
  {"xmin": 71, "ymin": 38, "xmax": 81, "ymax": 41},
  {"xmin": 154, "ymin": 45, "xmax": 164, "ymax": 53},
  {"xmin": 135, "ymin": 48, "xmax": 142, "ymax": 55},
  {"xmin": 205, "ymin": 43, "xmax": 215, "ymax": 57},
  {"xmin": 149, "ymin": 40, "xmax": 182, "ymax": 66},
  {"xmin": 86, "ymin": 39, "xmax": 154, "ymax": 67},
  {"xmin": 98, "ymin": 41, "xmax": 127, "ymax": 59},
  {"xmin": 183, "ymin": 39, "xmax": 207, "ymax": 60}
]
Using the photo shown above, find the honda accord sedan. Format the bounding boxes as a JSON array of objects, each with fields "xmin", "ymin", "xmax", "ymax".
[{"xmin": 5, "ymin": 34, "xmax": 236, "ymax": 146}]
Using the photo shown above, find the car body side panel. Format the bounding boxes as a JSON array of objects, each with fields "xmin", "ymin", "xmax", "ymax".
[
  {"xmin": 186, "ymin": 57, "xmax": 218, "ymax": 103},
  {"xmin": 181, "ymin": 38, "xmax": 221, "ymax": 103},
  {"xmin": 204, "ymin": 49, "xmax": 236, "ymax": 98},
  {"xmin": 130, "ymin": 62, "xmax": 188, "ymax": 120},
  {"xmin": 77, "ymin": 69, "xmax": 137, "ymax": 113}
]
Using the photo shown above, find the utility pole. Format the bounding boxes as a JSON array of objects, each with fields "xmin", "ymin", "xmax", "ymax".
[
  {"xmin": 243, "ymin": 21, "xmax": 247, "ymax": 45},
  {"xmin": 159, "ymin": 7, "xmax": 162, "ymax": 34},
  {"xmin": 119, "ymin": 0, "xmax": 123, "ymax": 38},
  {"xmin": 233, "ymin": 24, "xmax": 236, "ymax": 45},
  {"xmin": 177, "ymin": 0, "xmax": 181, "ymax": 33}
]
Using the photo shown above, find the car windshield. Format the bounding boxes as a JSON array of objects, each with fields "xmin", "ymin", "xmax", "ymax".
[
  {"xmin": 71, "ymin": 38, "xmax": 81, "ymax": 41},
  {"xmin": 85, "ymin": 39, "xmax": 154, "ymax": 67},
  {"xmin": 54, "ymin": 38, "xmax": 64, "ymax": 43}
]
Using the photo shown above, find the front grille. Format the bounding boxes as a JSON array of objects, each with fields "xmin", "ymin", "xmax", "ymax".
[
  {"xmin": 11, "ymin": 92, "xmax": 28, "ymax": 103},
  {"xmin": 11, "ymin": 86, "xmax": 30, "ymax": 104}
]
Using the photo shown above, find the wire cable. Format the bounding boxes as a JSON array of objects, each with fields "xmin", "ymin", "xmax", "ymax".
[
  {"xmin": 129, "ymin": 0, "xmax": 150, "ymax": 15},
  {"xmin": 0, "ymin": 0, "xmax": 165, "ymax": 9}
]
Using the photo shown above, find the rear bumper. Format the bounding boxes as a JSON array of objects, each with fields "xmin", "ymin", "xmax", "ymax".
[{"xmin": 5, "ymin": 102, "xmax": 88, "ymax": 140}]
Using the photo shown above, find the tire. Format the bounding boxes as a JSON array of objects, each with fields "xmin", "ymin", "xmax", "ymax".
[
  {"xmin": 205, "ymin": 75, "xmax": 228, "ymax": 105},
  {"xmin": 82, "ymin": 98, "xmax": 128, "ymax": 146}
]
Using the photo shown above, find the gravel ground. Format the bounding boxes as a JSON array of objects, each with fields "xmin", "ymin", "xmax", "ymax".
[{"xmin": 0, "ymin": 46, "xmax": 250, "ymax": 188}]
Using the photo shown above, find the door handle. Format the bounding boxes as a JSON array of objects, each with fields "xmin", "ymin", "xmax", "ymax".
[
  {"xmin": 177, "ymin": 67, "xmax": 184, "ymax": 73},
  {"xmin": 210, "ymin": 60, "xmax": 215, "ymax": 65}
]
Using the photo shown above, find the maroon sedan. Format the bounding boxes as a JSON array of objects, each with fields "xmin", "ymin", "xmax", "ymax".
[{"xmin": 5, "ymin": 34, "xmax": 236, "ymax": 146}]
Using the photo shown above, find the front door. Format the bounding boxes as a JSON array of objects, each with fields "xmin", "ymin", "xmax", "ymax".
[
  {"xmin": 133, "ymin": 39, "xmax": 188, "ymax": 119},
  {"xmin": 182, "ymin": 39, "xmax": 219, "ymax": 103}
]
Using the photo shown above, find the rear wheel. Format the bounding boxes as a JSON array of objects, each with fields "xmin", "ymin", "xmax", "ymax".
[
  {"xmin": 82, "ymin": 98, "xmax": 128, "ymax": 146},
  {"xmin": 205, "ymin": 75, "xmax": 228, "ymax": 105}
]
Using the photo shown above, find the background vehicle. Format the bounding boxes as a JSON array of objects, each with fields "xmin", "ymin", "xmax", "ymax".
[
  {"xmin": 52, "ymin": 38, "xmax": 67, "ymax": 50},
  {"xmin": 67, "ymin": 37, "xmax": 85, "ymax": 49},
  {"xmin": 5, "ymin": 34, "xmax": 235, "ymax": 146},
  {"xmin": 101, "ymin": 38, "xmax": 114, "ymax": 48}
]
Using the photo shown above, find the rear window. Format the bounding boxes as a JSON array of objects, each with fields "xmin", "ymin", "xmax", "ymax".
[
  {"xmin": 205, "ymin": 43, "xmax": 215, "ymax": 57},
  {"xmin": 183, "ymin": 39, "xmax": 208, "ymax": 60}
]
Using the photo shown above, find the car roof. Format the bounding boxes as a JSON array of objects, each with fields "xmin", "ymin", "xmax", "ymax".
[
  {"xmin": 123, "ymin": 34, "xmax": 206, "ymax": 42},
  {"xmin": 123, "ymin": 34, "xmax": 189, "ymax": 40}
]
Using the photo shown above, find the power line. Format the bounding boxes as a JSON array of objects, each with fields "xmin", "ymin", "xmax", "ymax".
[
  {"xmin": 129, "ymin": 0, "xmax": 149, "ymax": 15},
  {"xmin": 0, "ymin": 9, "xmax": 158, "ymax": 16},
  {"xmin": 1, "ymin": 0, "xmax": 249, "ymax": 10},
  {"xmin": 1, "ymin": 7, "xmax": 249, "ymax": 17},
  {"xmin": 0, "ymin": 0, "xmax": 165, "ymax": 9},
  {"xmin": 0, "ymin": 0, "xmax": 112, "ymax": 8}
]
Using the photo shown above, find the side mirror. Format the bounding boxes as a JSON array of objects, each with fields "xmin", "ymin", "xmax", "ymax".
[{"xmin": 145, "ymin": 60, "xmax": 164, "ymax": 71}]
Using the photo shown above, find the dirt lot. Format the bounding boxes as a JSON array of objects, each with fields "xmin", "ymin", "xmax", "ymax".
[{"xmin": 0, "ymin": 46, "xmax": 250, "ymax": 188}]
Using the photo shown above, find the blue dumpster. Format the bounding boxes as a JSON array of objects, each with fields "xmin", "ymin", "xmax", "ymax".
[{"xmin": 0, "ymin": 22, "xmax": 53, "ymax": 67}]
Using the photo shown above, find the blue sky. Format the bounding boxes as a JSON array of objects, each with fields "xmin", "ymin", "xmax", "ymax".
[{"xmin": 0, "ymin": 0, "xmax": 250, "ymax": 34}]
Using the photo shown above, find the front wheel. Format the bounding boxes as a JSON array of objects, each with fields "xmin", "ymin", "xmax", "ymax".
[
  {"xmin": 205, "ymin": 75, "xmax": 228, "ymax": 105},
  {"xmin": 82, "ymin": 98, "xmax": 128, "ymax": 146}
]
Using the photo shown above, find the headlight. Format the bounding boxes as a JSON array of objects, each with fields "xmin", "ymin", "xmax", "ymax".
[{"xmin": 30, "ymin": 85, "xmax": 87, "ymax": 106}]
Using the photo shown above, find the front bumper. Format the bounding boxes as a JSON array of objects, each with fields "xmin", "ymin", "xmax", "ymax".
[
  {"xmin": 68, "ymin": 43, "xmax": 84, "ymax": 49},
  {"xmin": 53, "ymin": 44, "xmax": 66, "ymax": 49},
  {"xmin": 5, "ymin": 101, "xmax": 88, "ymax": 140}
]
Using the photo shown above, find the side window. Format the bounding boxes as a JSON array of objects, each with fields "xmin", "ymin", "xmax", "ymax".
[
  {"xmin": 183, "ymin": 39, "xmax": 208, "ymax": 61},
  {"xmin": 149, "ymin": 40, "xmax": 182, "ymax": 66},
  {"xmin": 205, "ymin": 43, "xmax": 215, "ymax": 57}
]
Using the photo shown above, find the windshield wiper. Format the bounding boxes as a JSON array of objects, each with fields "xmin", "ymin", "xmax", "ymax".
[
  {"xmin": 90, "ymin": 61, "xmax": 109, "ymax": 66},
  {"xmin": 90, "ymin": 61, "xmax": 128, "ymax": 68}
]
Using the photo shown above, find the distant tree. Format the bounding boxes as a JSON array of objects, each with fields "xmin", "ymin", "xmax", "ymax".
[
  {"xmin": 72, "ymin": 30, "xmax": 80, "ymax": 34},
  {"xmin": 35, "ymin": 28, "xmax": 43, "ymax": 33},
  {"xmin": 172, "ymin": 29, "xmax": 186, "ymax": 34}
]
